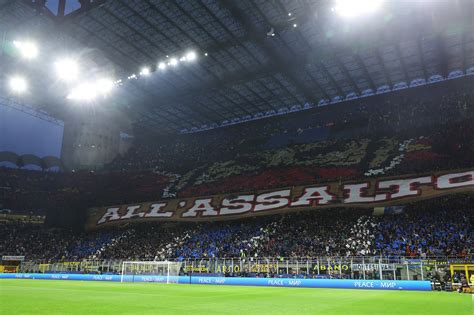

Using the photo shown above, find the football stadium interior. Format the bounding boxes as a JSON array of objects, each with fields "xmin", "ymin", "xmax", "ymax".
[{"xmin": 0, "ymin": 0, "xmax": 473, "ymax": 314}]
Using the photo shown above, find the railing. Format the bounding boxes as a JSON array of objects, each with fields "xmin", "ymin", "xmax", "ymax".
[{"xmin": 14, "ymin": 255, "xmax": 472, "ymax": 282}]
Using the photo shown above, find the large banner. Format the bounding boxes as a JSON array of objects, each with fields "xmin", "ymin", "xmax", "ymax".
[{"xmin": 86, "ymin": 170, "xmax": 474, "ymax": 230}]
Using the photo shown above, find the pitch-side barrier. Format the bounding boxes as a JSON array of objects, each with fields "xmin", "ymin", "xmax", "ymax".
[{"xmin": 0, "ymin": 273, "xmax": 431, "ymax": 291}]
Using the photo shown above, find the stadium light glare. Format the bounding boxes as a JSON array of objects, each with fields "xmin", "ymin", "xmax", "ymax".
[
  {"xmin": 67, "ymin": 82, "xmax": 97, "ymax": 101},
  {"xmin": 169, "ymin": 58, "xmax": 178, "ymax": 66},
  {"xmin": 140, "ymin": 67, "xmax": 150, "ymax": 76},
  {"xmin": 13, "ymin": 40, "xmax": 38, "ymax": 59},
  {"xmin": 333, "ymin": 0, "xmax": 383, "ymax": 18},
  {"xmin": 185, "ymin": 51, "xmax": 197, "ymax": 61},
  {"xmin": 8, "ymin": 76, "xmax": 28, "ymax": 93},
  {"xmin": 54, "ymin": 58, "xmax": 79, "ymax": 81},
  {"xmin": 96, "ymin": 78, "xmax": 114, "ymax": 94},
  {"xmin": 67, "ymin": 78, "xmax": 114, "ymax": 101},
  {"xmin": 158, "ymin": 62, "xmax": 167, "ymax": 70}
]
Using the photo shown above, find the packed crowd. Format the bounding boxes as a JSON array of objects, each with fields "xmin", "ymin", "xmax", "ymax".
[
  {"xmin": 0, "ymin": 223, "xmax": 114, "ymax": 262},
  {"xmin": 108, "ymin": 78, "xmax": 473, "ymax": 174},
  {"xmin": 1, "ymin": 79, "xmax": 473, "ymax": 216},
  {"xmin": 374, "ymin": 199, "xmax": 472, "ymax": 257},
  {"xmin": 1, "ymin": 196, "xmax": 471, "ymax": 261},
  {"xmin": 173, "ymin": 120, "xmax": 474, "ymax": 198},
  {"xmin": 2, "ymin": 118, "xmax": 472, "ymax": 213}
]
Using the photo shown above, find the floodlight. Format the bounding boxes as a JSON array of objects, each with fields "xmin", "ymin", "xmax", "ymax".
[
  {"xmin": 185, "ymin": 51, "xmax": 197, "ymax": 61},
  {"xmin": 54, "ymin": 58, "xmax": 79, "ymax": 81},
  {"xmin": 169, "ymin": 58, "xmax": 178, "ymax": 66},
  {"xmin": 67, "ymin": 78, "xmax": 114, "ymax": 101},
  {"xmin": 333, "ymin": 0, "xmax": 383, "ymax": 18},
  {"xmin": 140, "ymin": 67, "xmax": 150, "ymax": 76},
  {"xmin": 158, "ymin": 62, "xmax": 167, "ymax": 70},
  {"xmin": 9, "ymin": 76, "xmax": 28, "ymax": 93},
  {"xmin": 13, "ymin": 40, "xmax": 38, "ymax": 59},
  {"xmin": 96, "ymin": 78, "xmax": 114, "ymax": 94},
  {"xmin": 67, "ymin": 82, "xmax": 97, "ymax": 101},
  {"xmin": 293, "ymin": 23, "xmax": 298, "ymax": 28}
]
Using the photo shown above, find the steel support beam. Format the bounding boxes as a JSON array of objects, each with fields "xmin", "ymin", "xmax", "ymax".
[
  {"xmin": 416, "ymin": 38, "xmax": 429, "ymax": 80},
  {"xmin": 218, "ymin": 0, "xmax": 318, "ymax": 104},
  {"xmin": 354, "ymin": 54, "xmax": 377, "ymax": 91},
  {"xmin": 394, "ymin": 43, "xmax": 410, "ymax": 83},
  {"xmin": 437, "ymin": 35, "xmax": 449, "ymax": 78}
]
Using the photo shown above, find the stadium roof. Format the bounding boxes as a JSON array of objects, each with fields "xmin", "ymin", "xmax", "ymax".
[{"xmin": 1, "ymin": 0, "xmax": 473, "ymax": 135}]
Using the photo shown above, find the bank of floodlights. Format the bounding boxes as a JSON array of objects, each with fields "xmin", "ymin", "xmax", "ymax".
[
  {"xmin": 66, "ymin": 78, "xmax": 114, "ymax": 102},
  {"xmin": 169, "ymin": 57, "xmax": 178, "ymax": 66},
  {"xmin": 140, "ymin": 67, "xmax": 151, "ymax": 76},
  {"xmin": 154, "ymin": 50, "xmax": 197, "ymax": 74},
  {"xmin": 8, "ymin": 38, "xmax": 201, "ymax": 101},
  {"xmin": 13, "ymin": 40, "xmax": 38, "ymax": 59},
  {"xmin": 185, "ymin": 51, "xmax": 197, "ymax": 61},
  {"xmin": 8, "ymin": 76, "xmax": 28, "ymax": 93},
  {"xmin": 158, "ymin": 62, "xmax": 167, "ymax": 70},
  {"xmin": 54, "ymin": 58, "xmax": 79, "ymax": 82}
]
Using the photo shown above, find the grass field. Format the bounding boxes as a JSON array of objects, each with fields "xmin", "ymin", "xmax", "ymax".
[{"xmin": 0, "ymin": 279, "xmax": 472, "ymax": 314}]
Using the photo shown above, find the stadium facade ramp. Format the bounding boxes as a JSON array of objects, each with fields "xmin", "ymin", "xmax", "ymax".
[{"xmin": 0, "ymin": 151, "xmax": 63, "ymax": 170}]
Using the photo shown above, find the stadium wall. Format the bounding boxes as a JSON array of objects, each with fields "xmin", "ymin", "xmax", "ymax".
[{"xmin": 0, "ymin": 273, "xmax": 432, "ymax": 291}]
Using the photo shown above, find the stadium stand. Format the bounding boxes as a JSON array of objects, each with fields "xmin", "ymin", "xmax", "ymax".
[
  {"xmin": 1, "ymin": 195, "xmax": 471, "ymax": 263},
  {"xmin": 1, "ymin": 1, "xmax": 474, "ymax": 313},
  {"xmin": 0, "ymin": 168, "xmax": 172, "ymax": 214},
  {"xmin": 1, "ymin": 81, "xmax": 473, "ymax": 214}
]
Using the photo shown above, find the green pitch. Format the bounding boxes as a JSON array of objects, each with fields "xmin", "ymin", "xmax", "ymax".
[{"xmin": 0, "ymin": 279, "xmax": 472, "ymax": 314}]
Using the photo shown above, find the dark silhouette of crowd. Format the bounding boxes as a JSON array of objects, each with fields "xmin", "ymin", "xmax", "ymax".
[{"xmin": 0, "ymin": 168, "xmax": 171, "ymax": 215}]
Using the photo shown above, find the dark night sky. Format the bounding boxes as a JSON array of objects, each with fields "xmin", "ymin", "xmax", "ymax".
[{"xmin": 0, "ymin": 105, "xmax": 64, "ymax": 159}]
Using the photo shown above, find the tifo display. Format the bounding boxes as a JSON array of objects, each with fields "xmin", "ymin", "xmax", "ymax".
[{"xmin": 90, "ymin": 170, "xmax": 473, "ymax": 227}]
